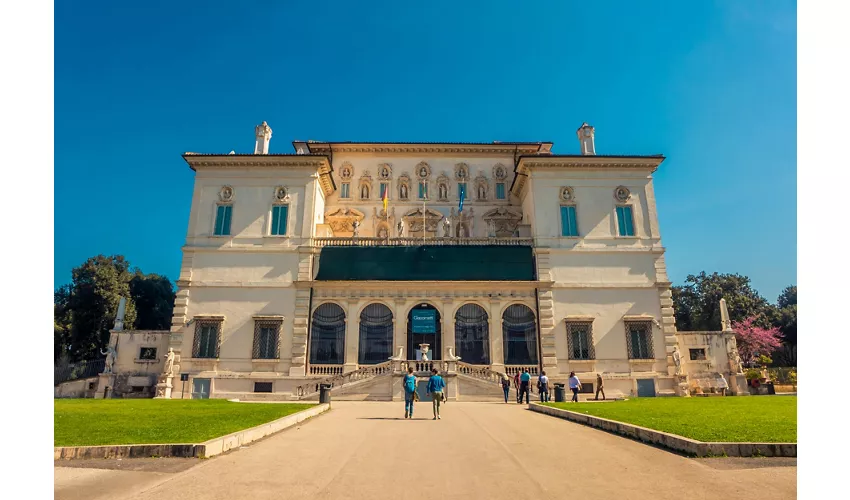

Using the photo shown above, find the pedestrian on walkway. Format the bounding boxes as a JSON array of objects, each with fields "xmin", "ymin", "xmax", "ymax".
[
  {"xmin": 403, "ymin": 366, "xmax": 417, "ymax": 418},
  {"xmin": 568, "ymin": 371, "xmax": 582, "ymax": 403},
  {"xmin": 501, "ymin": 375, "xmax": 511, "ymax": 403},
  {"xmin": 514, "ymin": 372, "xmax": 521, "ymax": 403},
  {"xmin": 426, "ymin": 368, "xmax": 446, "ymax": 420},
  {"xmin": 519, "ymin": 369, "xmax": 531, "ymax": 404},
  {"xmin": 595, "ymin": 373, "xmax": 605, "ymax": 401},
  {"xmin": 537, "ymin": 371, "xmax": 550, "ymax": 402}
]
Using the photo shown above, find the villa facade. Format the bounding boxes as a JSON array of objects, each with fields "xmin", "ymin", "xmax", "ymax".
[{"xmin": 95, "ymin": 122, "xmax": 746, "ymax": 401}]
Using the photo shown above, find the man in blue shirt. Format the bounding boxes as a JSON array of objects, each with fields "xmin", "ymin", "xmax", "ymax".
[
  {"xmin": 403, "ymin": 367, "xmax": 417, "ymax": 419},
  {"xmin": 519, "ymin": 369, "xmax": 531, "ymax": 404},
  {"xmin": 426, "ymin": 368, "xmax": 446, "ymax": 420}
]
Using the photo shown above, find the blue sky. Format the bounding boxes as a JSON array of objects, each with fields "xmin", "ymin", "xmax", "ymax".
[{"xmin": 55, "ymin": 0, "xmax": 796, "ymax": 302}]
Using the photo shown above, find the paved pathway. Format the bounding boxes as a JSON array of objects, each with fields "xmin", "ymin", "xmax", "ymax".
[{"xmin": 55, "ymin": 402, "xmax": 796, "ymax": 500}]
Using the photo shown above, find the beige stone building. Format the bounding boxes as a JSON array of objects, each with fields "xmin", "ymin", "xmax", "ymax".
[{"xmin": 86, "ymin": 122, "xmax": 746, "ymax": 401}]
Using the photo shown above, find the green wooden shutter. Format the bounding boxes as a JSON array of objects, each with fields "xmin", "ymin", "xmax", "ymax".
[{"xmin": 271, "ymin": 205, "xmax": 288, "ymax": 235}]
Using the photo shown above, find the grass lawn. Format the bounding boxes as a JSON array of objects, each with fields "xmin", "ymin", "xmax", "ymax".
[
  {"xmin": 55, "ymin": 399, "xmax": 317, "ymax": 447},
  {"xmin": 543, "ymin": 396, "xmax": 796, "ymax": 443}
]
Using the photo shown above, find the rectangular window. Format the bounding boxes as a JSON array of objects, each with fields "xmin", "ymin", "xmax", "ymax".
[
  {"xmin": 254, "ymin": 382, "xmax": 273, "ymax": 393},
  {"xmin": 193, "ymin": 320, "xmax": 222, "ymax": 358},
  {"xmin": 214, "ymin": 204, "xmax": 232, "ymax": 236},
  {"xmin": 689, "ymin": 348, "xmax": 707, "ymax": 361},
  {"xmin": 625, "ymin": 321, "xmax": 654, "ymax": 359},
  {"xmin": 496, "ymin": 183, "xmax": 506, "ymax": 200},
  {"xmin": 270, "ymin": 205, "xmax": 288, "ymax": 236},
  {"xmin": 458, "ymin": 183, "xmax": 466, "ymax": 199},
  {"xmin": 419, "ymin": 182, "xmax": 428, "ymax": 199},
  {"xmin": 340, "ymin": 183, "xmax": 350, "ymax": 199},
  {"xmin": 566, "ymin": 321, "xmax": 595, "ymax": 360},
  {"xmin": 139, "ymin": 347, "xmax": 157, "ymax": 360},
  {"xmin": 616, "ymin": 205, "xmax": 635, "ymax": 236},
  {"xmin": 560, "ymin": 205, "xmax": 578, "ymax": 237},
  {"xmin": 380, "ymin": 183, "xmax": 388, "ymax": 199},
  {"xmin": 253, "ymin": 320, "xmax": 281, "ymax": 359}
]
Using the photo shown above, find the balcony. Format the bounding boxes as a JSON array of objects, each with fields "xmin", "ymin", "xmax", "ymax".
[{"xmin": 311, "ymin": 236, "xmax": 533, "ymax": 247}]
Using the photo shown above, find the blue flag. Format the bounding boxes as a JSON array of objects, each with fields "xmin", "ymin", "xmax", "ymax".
[{"xmin": 459, "ymin": 184, "xmax": 466, "ymax": 213}]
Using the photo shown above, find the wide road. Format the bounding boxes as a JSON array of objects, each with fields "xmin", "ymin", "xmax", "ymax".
[{"xmin": 55, "ymin": 402, "xmax": 796, "ymax": 500}]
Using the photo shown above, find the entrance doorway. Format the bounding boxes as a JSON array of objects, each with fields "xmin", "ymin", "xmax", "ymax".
[{"xmin": 407, "ymin": 303, "xmax": 441, "ymax": 360}]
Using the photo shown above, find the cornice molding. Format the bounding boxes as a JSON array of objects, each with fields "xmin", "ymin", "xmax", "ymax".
[
  {"xmin": 306, "ymin": 143, "xmax": 543, "ymax": 156},
  {"xmin": 511, "ymin": 155, "xmax": 664, "ymax": 197},
  {"xmin": 183, "ymin": 154, "xmax": 336, "ymax": 197}
]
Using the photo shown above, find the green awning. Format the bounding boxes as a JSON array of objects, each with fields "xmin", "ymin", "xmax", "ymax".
[{"xmin": 315, "ymin": 245, "xmax": 535, "ymax": 281}]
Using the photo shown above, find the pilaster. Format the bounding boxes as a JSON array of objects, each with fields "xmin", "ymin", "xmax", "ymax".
[{"xmin": 488, "ymin": 298, "xmax": 505, "ymax": 373}]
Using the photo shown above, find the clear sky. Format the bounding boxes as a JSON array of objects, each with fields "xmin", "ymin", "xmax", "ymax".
[{"xmin": 54, "ymin": 0, "xmax": 796, "ymax": 302}]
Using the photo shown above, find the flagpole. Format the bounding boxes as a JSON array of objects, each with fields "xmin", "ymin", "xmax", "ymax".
[{"xmin": 422, "ymin": 179, "xmax": 426, "ymax": 245}]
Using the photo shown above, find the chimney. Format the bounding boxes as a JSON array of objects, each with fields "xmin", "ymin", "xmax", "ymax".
[
  {"xmin": 254, "ymin": 121, "xmax": 272, "ymax": 154},
  {"xmin": 577, "ymin": 122, "xmax": 595, "ymax": 155}
]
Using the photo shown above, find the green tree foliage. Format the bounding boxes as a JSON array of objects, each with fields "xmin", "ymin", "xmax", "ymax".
[
  {"xmin": 54, "ymin": 255, "xmax": 174, "ymax": 362},
  {"xmin": 671, "ymin": 272, "xmax": 772, "ymax": 331},
  {"xmin": 130, "ymin": 271, "xmax": 176, "ymax": 330},
  {"xmin": 672, "ymin": 274, "xmax": 797, "ymax": 367}
]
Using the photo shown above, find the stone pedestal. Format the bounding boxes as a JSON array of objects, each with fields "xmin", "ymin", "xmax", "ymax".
[
  {"xmin": 154, "ymin": 375, "xmax": 174, "ymax": 399},
  {"xmin": 94, "ymin": 373, "xmax": 115, "ymax": 399},
  {"xmin": 674, "ymin": 375, "xmax": 690, "ymax": 397},
  {"xmin": 729, "ymin": 374, "xmax": 750, "ymax": 396}
]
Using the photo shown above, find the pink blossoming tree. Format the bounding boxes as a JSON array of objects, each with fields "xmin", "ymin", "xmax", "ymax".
[{"xmin": 733, "ymin": 316, "xmax": 783, "ymax": 367}]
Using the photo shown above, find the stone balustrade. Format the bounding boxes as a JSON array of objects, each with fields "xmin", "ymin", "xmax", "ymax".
[
  {"xmin": 505, "ymin": 365, "xmax": 539, "ymax": 376},
  {"xmin": 308, "ymin": 365, "xmax": 344, "ymax": 376},
  {"xmin": 311, "ymin": 237, "xmax": 533, "ymax": 247}
]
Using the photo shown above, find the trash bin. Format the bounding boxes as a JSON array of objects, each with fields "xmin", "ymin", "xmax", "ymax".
[
  {"xmin": 554, "ymin": 383, "xmax": 566, "ymax": 403},
  {"xmin": 319, "ymin": 384, "xmax": 332, "ymax": 404}
]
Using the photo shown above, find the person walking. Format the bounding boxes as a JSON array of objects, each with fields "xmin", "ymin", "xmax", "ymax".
[
  {"xmin": 568, "ymin": 371, "xmax": 582, "ymax": 403},
  {"xmin": 537, "ymin": 371, "xmax": 550, "ymax": 402},
  {"xmin": 519, "ymin": 369, "xmax": 532, "ymax": 404},
  {"xmin": 514, "ymin": 372, "xmax": 521, "ymax": 403},
  {"xmin": 501, "ymin": 375, "xmax": 511, "ymax": 403},
  {"xmin": 426, "ymin": 368, "xmax": 446, "ymax": 420},
  {"xmin": 403, "ymin": 367, "xmax": 417, "ymax": 419},
  {"xmin": 594, "ymin": 373, "xmax": 605, "ymax": 401}
]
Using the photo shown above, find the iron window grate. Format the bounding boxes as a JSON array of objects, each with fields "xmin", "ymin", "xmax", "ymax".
[
  {"xmin": 253, "ymin": 320, "xmax": 282, "ymax": 359},
  {"xmin": 566, "ymin": 321, "xmax": 595, "ymax": 360},
  {"xmin": 193, "ymin": 319, "xmax": 222, "ymax": 358},
  {"xmin": 625, "ymin": 321, "xmax": 654, "ymax": 359}
]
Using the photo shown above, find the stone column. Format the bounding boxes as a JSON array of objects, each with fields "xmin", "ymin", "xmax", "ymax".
[
  {"xmin": 343, "ymin": 299, "xmax": 360, "ymax": 373},
  {"xmin": 441, "ymin": 298, "xmax": 455, "ymax": 362},
  {"xmin": 394, "ymin": 299, "xmax": 408, "ymax": 361},
  {"xmin": 489, "ymin": 298, "xmax": 505, "ymax": 373}
]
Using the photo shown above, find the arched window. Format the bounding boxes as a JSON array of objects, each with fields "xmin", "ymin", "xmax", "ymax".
[
  {"xmin": 310, "ymin": 303, "xmax": 345, "ymax": 364},
  {"xmin": 455, "ymin": 304, "xmax": 490, "ymax": 365},
  {"xmin": 359, "ymin": 303, "xmax": 393, "ymax": 364},
  {"xmin": 502, "ymin": 304, "xmax": 538, "ymax": 365}
]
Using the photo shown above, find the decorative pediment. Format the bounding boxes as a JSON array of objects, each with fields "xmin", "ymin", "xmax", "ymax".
[
  {"xmin": 415, "ymin": 162, "xmax": 431, "ymax": 180},
  {"xmin": 449, "ymin": 207, "xmax": 475, "ymax": 237},
  {"xmin": 493, "ymin": 163, "xmax": 508, "ymax": 180},
  {"xmin": 339, "ymin": 162, "xmax": 354, "ymax": 180},
  {"xmin": 325, "ymin": 207, "xmax": 366, "ymax": 235},
  {"xmin": 455, "ymin": 163, "xmax": 470, "ymax": 181},
  {"xmin": 483, "ymin": 207, "xmax": 522, "ymax": 237},
  {"xmin": 377, "ymin": 163, "xmax": 393, "ymax": 180},
  {"xmin": 403, "ymin": 207, "xmax": 444, "ymax": 234}
]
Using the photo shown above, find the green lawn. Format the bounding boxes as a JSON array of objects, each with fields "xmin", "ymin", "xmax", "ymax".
[
  {"xmin": 55, "ymin": 399, "xmax": 317, "ymax": 446},
  {"xmin": 543, "ymin": 396, "xmax": 796, "ymax": 443}
]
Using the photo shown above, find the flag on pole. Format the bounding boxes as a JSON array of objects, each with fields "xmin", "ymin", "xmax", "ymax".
[
  {"xmin": 382, "ymin": 184, "xmax": 388, "ymax": 212},
  {"xmin": 458, "ymin": 184, "xmax": 466, "ymax": 213}
]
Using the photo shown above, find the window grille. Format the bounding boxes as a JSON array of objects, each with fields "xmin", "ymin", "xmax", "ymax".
[
  {"xmin": 566, "ymin": 321, "xmax": 595, "ymax": 360},
  {"xmin": 193, "ymin": 319, "xmax": 222, "ymax": 358},
  {"xmin": 253, "ymin": 320, "xmax": 281, "ymax": 359},
  {"xmin": 625, "ymin": 321, "xmax": 654, "ymax": 359}
]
